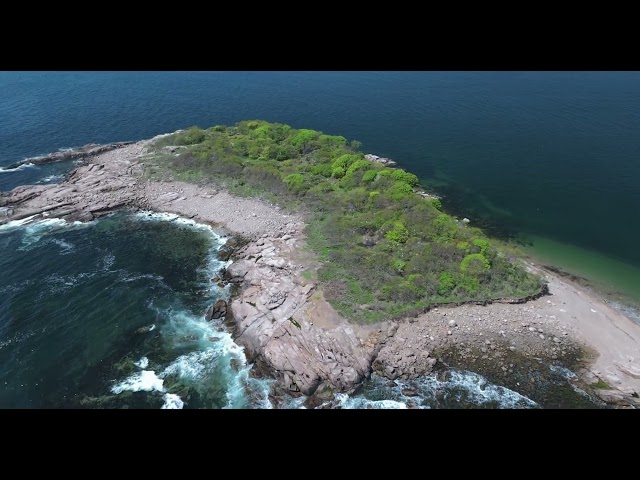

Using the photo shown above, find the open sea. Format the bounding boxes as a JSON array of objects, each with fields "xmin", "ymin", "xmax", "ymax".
[{"xmin": 1, "ymin": 71, "xmax": 637, "ymax": 408}]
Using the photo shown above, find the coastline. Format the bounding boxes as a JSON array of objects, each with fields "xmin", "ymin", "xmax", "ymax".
[
  {"xmin": 521, "ymin": 241, "xmax": 640, "ymax": 325},
  {"xmin": 1, "ymin": 137, "xmax": 639, "ymax": 407}
]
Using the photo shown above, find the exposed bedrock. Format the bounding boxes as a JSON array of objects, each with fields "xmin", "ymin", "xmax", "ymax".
[{"xmin": 226, "ymin": 233, "xmax": 395, "ymax": 395}]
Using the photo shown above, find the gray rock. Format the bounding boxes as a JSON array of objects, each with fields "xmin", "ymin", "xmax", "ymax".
[
  {"xmin": 402, "ymin": 387, "xmax": 418, "ymax": 397},
  {"xmin": 205, "ymin": 300, "xmax": 227, "ymax": 321}
]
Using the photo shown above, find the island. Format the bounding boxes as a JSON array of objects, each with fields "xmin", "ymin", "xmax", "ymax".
[{"xmin": 2, "ymin": 120, "xmax": 639, "ymax": 408}]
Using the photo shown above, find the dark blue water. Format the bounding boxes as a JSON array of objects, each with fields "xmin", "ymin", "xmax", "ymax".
[
  {"xmin": 2, "ymin": 72, "xmax": 639, "ymax": 277},
  {"xmin": 0, "ymin": 72, "xmax": 638, "ymax": 407},
  {"xmin": 0, "ymin": 211, "xmax": 273, "ymax": 408}
]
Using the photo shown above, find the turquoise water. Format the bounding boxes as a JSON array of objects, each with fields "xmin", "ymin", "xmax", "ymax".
[{"xmin": 0, "ymin": 71, "xmax": 636, "ymax": 407}]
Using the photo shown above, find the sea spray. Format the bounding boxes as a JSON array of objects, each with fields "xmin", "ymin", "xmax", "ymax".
[
  {"xmin": 0, "ymin": 163, "xmax": 36, "ymax": 173},
  {"xmin": 162, "ymin": 393, "xmax": 184, "ymax": 409},
  {"xmin": 111, "ymin": 370, "xmax": 165, "ymax": 394},
  {"xmin": 134, "ymin": 357, "xmax": 149, "ymax": 369},
  {"xmin": 325, "ymin": 369, "xmax": 539, "ymax": 409},
  {"xmin": 106, "ymin": 212, "xmax": 272, "ymax": 408}
]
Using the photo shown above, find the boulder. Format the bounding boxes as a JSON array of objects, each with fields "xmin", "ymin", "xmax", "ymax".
[
  {"xmin": 205, "ymin": 299, "xmax": 228, "ymax": 321},
  {"xmin": 402, "ymin": 387, "xmax": 418, "ymax": 397},
  {"xmin": 222, "ymin": 259, "xmax": 254, "ymax": 283}
]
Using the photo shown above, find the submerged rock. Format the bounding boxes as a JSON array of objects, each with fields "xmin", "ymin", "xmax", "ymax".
[{"xmin": 135, "ymin": 324, "xmax": 156, "ymax": 334}]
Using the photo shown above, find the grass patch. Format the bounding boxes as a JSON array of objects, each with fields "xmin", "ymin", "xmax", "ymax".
[{"xmin": 591, "ymin": 379, "xmax": 611, "ymax": 390}]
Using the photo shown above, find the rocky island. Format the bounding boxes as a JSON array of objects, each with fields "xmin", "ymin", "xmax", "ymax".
[{"xmin": 2, "ymin": 120, "xmax": 639, "ymax": 408}]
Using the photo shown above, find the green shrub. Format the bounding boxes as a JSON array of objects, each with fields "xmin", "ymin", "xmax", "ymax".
[
  {"xmin": 472, "ymin": 238, "xmax": 491, "ymax": 256},
  {"xmin": 392, "ymin": 259, "xmax": 407, "ymax": 273},
  {"xmin": 460, "ymin": 253, "xmax": 491, "ymax": 275},
  {"xmin": 386, "ymin": 181, "xmax": 414, "ymax": 201},
  {"xmin": 309, "ymin": 181, "xmax": 335, "ymax": 195},
  {"xmin": 391, "ymin": 169, "xmax": 419, "ymax": 187},
  {"xmin": 175, "ymin": 126, "xmax": 206, "ymax": 145},
  {"xmin": 331, "ymin": 166, "xmax": 346, "ymax": 178},
  {"xmin": 456, "ymin": 241, "xmax": 470, "ymax": 252},
  {"xmin": 385, "ymin": 221, "xmax": 409, "ymax": 243},
  {"xmin": 438, "ymin": 272, "xmax": 456, "ymax": 295},
  {"xmin": 149, "ymin": 119, "xmax": 545, "ymax": 323},
  {"xmin": 319, "ymin": 134, "xmax": 347, "ymax": 146},
  {"xmin": 312, "ymin": 163, "xmax": 333, "ymax": 177},
  {"xmin": 332, "ymin": 154, "xmax": 361, "ymax": 170},
  {"xmin": 362, "ymin": 170, "xmax": 378, "ymax": 183},
  {"xmin": 376, "ymin": 169, "xmax": 394, "ymax": 178},
  {"xmin": 290, "ymin": 129, "xmax": 319, "ymax": 147},
  {"xmin": 346, "ymin": 159, "xmax": 371, "ymax": 176},
  {"xmin": 431, "ymin": 214, "xmax": 458, "ymax": 242},
  {"xmin": 428, "ymin": 197, "xmax": 442, "ymax": 210},
  {"xmin": 263, "ymin": 144, "xmax": 289, "ymax": 161},
  {"xmin": 283, "ymin": 173, "xmax": 305, "ymax": 191},
  {"xmin": 457, "ymin": 274, "xmax": 480, "ymax": 294}
]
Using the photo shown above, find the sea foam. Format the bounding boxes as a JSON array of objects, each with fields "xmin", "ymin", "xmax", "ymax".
[
  {"xmin": 111, "ymin": 370, "xmax": 165, "ymax": 394},
  {"xmin": 161, "ymin": 393, "xmax": 184, "ymax": 409},
  {"xmin": 134, "ymin": 357, "xmax": 149, "ymax": 369},
  {"xmin": 0, "ymin": 163, "xmax": 37, "ymax": 173}
]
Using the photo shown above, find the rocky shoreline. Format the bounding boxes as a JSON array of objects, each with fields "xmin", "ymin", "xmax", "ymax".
[{"xmin": 1, "ymin": 137, "xmax": 639, "ymax": 408}]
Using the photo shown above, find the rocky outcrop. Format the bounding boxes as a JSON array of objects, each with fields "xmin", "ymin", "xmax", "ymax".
[
  {"xmin": 205, "ymin": 300, "xmax": 227, "ymax": 321},
  {"xmin": 365, "ymin": 153, "xmax": 397, "ymax": 167},
  {"xmin": 227, "ymin": 231, "xmax": 393, "ymax": 395},
  {"xmin": 3, "ymin": 142, "xmax": 135, "ymax": 170},
  {"xmin": 372, "ymin": 322, "xmax": 438, "ymax": 380},
  {"xmin": 0, "ymin": 142, "xmax": 148, "ymax": 225}
]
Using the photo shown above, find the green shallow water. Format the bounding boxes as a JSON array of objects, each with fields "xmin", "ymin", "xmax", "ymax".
[{"xmin": 521, "ymin": 234, "xmax": 640, "ymax": 320}]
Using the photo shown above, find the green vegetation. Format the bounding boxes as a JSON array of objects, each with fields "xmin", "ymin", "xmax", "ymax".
[
  {"xmin": 149, "ymin": 120, "xmax": 545, "ymax": 323},
  {"xmin": 590, "ymin": 379, "xmax": 611, "ymax": 390}
]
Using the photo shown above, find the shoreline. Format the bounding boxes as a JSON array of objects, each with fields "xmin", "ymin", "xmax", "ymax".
[
  {"xmin": 1, "ymin": 138, "xmax": 639, "ymax": 407},
  {"xmin": 522, "ymin": 248, "xmax": 640, "ymax": 325}
]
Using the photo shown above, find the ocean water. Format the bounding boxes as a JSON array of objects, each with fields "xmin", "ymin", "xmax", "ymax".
[
  {"xmin": 0, "ymin": 71, "xmax": 635, "ymax": 407},
  {"xmin": 0, "ymin": 211, "xmax": 272, "ymax": 408},
  {"xmin": 1, "ymin": 71, "xmax": 639, "ymax": 305}
]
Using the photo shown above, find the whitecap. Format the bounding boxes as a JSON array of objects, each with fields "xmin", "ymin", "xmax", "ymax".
[
  {"xmin": 111, "ymin": 370, "xmax": 165, "ymax": 394},
  {"xmin": 161, "ymin": 350, "xmax": 215, "ymax": 380},
  {"xmin": 0, "ymin": 216, "xmax": 91, "ymax": 251},
  {"xmin": 334, "ymin": 393, "xmax": 408, "ymax": 409},
  {"xmin": 52, "ymin": 238, "xmax": 75, "ymax": 254},
  {"xmin": 134, "ymin": 210, "xmax": 228, "ymax": 245},
  {"xmin": 134, "ymin": 357, "xmax": 149, "ymax": 369},
  {"xmin": 0, "ymin": 163, "xmax": 37, "ymax": 173},
  {"xmin": 411, "ymin": 370, "xmax": 538, "ymax": 409},
  {"xmin": 36, "ymin": 174, "xmax": 65, "ymax": 184},
  {"xmin": 0, "ymin": 215, "xmax": 38, "ymax": 231},
  {"xmin": 161, "ymin": 393, "xmax": 184, "ymax": 409}
]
